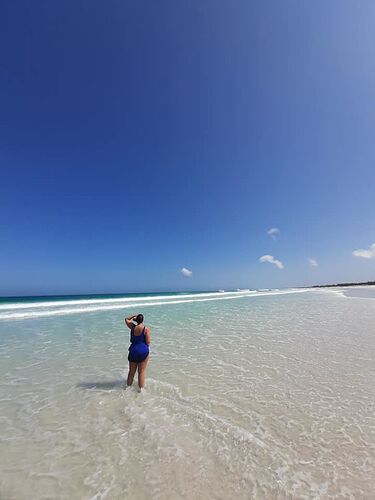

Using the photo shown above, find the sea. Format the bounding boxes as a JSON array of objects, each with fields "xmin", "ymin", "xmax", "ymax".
[{"xmin": 1, "ymin": 287, "xmax": 375, "ymax": 499}]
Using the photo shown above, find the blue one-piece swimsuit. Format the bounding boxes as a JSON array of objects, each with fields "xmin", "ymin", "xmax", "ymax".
[{"xmin": 128, "ymin": 326, "xmax": 149, "ymax": 363}]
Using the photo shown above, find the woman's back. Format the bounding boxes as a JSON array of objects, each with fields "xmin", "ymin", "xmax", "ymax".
[{"xmin": 131, "ymin": 325, "xmax": 146, "ymax": 344}]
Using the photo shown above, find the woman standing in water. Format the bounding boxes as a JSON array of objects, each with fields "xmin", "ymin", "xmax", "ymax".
[{"xmin": 124, "ymin": 313, "xmax": 151, "ymax": 390}]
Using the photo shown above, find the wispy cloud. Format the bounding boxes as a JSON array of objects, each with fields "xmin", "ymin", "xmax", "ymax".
[
  {"xmin": 308, "ymin": 258, "xmax": 318, "ymax": 267},
  {"xmin": 180, "ymin": 267, "xmax": 193, "ymax": 277},
  {"xmin": 352, "ymin": 243, "xmax": 375, "ymax": 259},
  {"xmin": 267, "ymin": 227, "xmax": 280, "ymax": 239},
  {"xmin": 259, "ymin": 254, "xmax": 284, "ymax": 269}
]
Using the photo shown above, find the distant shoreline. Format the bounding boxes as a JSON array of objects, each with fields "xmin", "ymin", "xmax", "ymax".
[{"xmin": 312, "ymin": 281, "xmax": 375, "ymax": 288}]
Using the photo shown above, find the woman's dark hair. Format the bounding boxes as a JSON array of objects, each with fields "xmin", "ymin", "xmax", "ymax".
[{"xmin": 135, "ymin": 314, "xmax": 144, "ymax": 325}]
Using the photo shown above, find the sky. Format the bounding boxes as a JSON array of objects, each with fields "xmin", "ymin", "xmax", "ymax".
[{"xmin": 1, "ymin": 0, "xmax": 375, "ymax": 296}]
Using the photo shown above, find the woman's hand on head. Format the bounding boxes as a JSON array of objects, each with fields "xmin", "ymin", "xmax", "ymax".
[{"xmin": 125, "ymin": 315, "xmax": 136, "ymax": 329}]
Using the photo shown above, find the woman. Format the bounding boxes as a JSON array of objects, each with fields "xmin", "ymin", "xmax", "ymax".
[{"xmin": 124, "ymin": 313, "xmax": 151, "ymax": 390}]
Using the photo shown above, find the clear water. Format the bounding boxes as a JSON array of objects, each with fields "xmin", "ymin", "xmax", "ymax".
[{"xmin": 1, "ymin": 289, "xmax": 375, "ymax": 499}]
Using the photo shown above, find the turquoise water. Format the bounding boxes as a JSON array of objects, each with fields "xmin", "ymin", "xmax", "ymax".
[
  {"xmin": 0, "ymin": 290, "xmax": 206, "ymax": 306},
  {"xmin": 1, "ymin": 288, "xmax": 375, "ymax": 499}
]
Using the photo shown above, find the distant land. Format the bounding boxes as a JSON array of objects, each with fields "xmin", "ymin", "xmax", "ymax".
[{"xmin": 312, "ymin": 281, "xmax": 375, "ymax": 288}]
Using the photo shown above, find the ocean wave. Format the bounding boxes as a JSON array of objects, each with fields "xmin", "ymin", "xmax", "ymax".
[
  {"xmin": 0, "ymin": 290, "xmax": 256, "ymax": 311},
  {"xmin": 0, "ymin": 289, "xmax": 311, "ymax": 321}
]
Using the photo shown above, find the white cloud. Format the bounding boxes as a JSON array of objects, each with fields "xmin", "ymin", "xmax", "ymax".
[
  {"xmin": 352, "ymin": 243, "xmax": 375, "ymax": 259},
  {"xmin": 308, "ymin": 258, "xmax": 318, "ymax": 267},
  {"xmin": 259, "ymin": 254, "xmax": 284, "ymax": 269},
  {"xmin": 180, "ymin": 267, "xmax": 193, "ymax": 277},
  {"xmin": 267, "ymin": 227, "xmax": 280, "ymax": 239}
]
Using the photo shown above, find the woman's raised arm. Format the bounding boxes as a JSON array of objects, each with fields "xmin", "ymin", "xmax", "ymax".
[{"xmin": 125, "ymin": 314, "xmax": 136, "ymax": 329}]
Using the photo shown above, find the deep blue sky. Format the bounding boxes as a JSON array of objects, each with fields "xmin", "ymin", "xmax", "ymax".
[{"xmin": 1, "ymin": 1, "xmax": 375, "ymax": 295}]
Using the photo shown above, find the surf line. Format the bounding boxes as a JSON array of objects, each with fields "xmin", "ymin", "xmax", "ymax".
[
  {"xmin": 0, "ymin": 290, "xmax": 257, "ymax": 311},
  {"xmin": 0, "ymin": 289, "xmax": 312, "ymax": 321}
]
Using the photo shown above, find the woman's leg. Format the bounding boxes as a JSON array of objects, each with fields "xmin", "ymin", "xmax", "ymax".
[
  {"xmin": 137, "ymin": 356, "xmax": 149, "ymax": 389},
  {"xmin": 127, "ymin": 361, "xmax": 137, "ymax": 386}
]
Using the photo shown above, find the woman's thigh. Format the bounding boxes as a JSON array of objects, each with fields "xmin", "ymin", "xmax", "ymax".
[
  {"xmin": 137, "ymin": 356, "xmax": 149, "ymax": 373},
  {"xmin": 128, "ymin": 361, "xmax": 137, "ymax": 374}
]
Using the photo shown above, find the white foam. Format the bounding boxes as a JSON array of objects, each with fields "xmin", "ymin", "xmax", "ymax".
[
  {"xmin": 0, "ymin": 289, "xmax": 311, "ymax": 321},
  {"xmin": 0, "ymin": 290, "xmax": 255, "ymax": 311}
]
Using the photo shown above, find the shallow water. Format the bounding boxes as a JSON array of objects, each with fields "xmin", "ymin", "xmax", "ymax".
[
  {"xmin": 340, "ymin": 285, "xmax": 375, "ymax": 300},
  {"xmin": 1, "ymin": 289, "xmax": 375, "ymax": 499}
]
